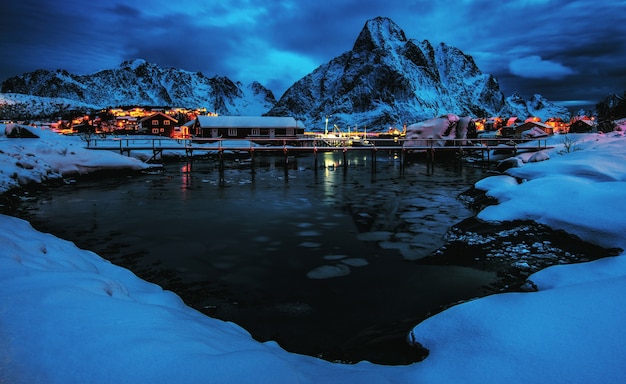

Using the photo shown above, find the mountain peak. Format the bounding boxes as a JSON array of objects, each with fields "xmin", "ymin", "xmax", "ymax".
[
  {"xmin": 120, "ymin": 59, "xmax": 148, "ymax": 71},
  {"xmin": 353, "ymin": 17, "xmax": 407, "ymax": 52}
]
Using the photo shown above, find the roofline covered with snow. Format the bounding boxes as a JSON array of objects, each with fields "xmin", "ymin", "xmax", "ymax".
[{"xmin": 196, "ymin": 116, "xmax": 299, "ymax": 129}]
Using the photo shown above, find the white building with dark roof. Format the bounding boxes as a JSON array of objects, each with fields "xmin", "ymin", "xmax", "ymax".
[{"xmin": 191, "ymin": 116, "xmax": 305, "ymax": 140}]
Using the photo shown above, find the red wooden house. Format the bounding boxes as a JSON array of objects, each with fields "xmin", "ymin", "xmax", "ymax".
[{"xmin": 139, "ymin": 112, "xmax": 179, "ymax": 137}]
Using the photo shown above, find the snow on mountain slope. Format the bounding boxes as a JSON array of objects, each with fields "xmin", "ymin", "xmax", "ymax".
[
  {"xmin": 266, "ymin": 17, "xmax": 506, "ymax": 130},
  {"xmin": 1, "ymin": 18, "xmax": 570, "ymax": 127},
  {"xmin": 502, "ymin": 93, "xmax": 571, "ymax": 121},
  {"xmin": 1, "ymin": 59, "xmax": 276, "ymax": 116}
]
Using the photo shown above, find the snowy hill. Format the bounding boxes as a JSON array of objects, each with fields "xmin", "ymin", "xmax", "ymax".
[{"xmin": 0, "ymin": 59, "xmax": 276, "ymax": 116}]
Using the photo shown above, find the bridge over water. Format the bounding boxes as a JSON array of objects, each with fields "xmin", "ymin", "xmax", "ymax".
[{"xmin": 84, "ymin": 136, "xmax": 551, "ymax": 171}]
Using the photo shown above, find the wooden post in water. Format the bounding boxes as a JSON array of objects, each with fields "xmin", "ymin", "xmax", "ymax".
[
  {"xmin": 283, "ymin": 142, "xmax": 289, "ymax": 179},
  {"xmin": 218, "ymin": 147, "xmax": 224, "ymax": 176},
  {"xmin": 426, "ymin": 146, "xmax": 435, "ymax": 174},
  {"xmin": 427, "ymin": 148, "xmax": 435, "ymax": 165},
  {"xmin": 371, "ymin": 148, "xmax": 377, "ymax": 174},
  {"xmin": 250, "ymin": 146, "xmax": 255, "ymax": 174}
]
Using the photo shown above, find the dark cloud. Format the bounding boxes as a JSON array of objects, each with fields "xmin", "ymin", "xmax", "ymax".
[{"xmin": 1, "ymin": 0, "xmax": 624, "ymax": 111}]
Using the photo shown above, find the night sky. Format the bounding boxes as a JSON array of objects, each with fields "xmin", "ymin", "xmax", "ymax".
[{"xmin": 1, "ymin": 0, "xmax": 625, "ymax": 110}]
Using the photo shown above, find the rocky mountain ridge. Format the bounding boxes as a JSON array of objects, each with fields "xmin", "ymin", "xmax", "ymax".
[
  {"xmin": 1, "ymin": 59, "xmax": 276, "ymax": 117},
  {"xmin": 1, "ymin": 17, "xmax": 570, "ymax": 129},
  {"xmin": 268, "ymin": 17, "xmax": 512, "ymax": 129}
]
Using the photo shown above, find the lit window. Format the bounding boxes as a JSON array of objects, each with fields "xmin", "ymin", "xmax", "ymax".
[
  {"xmin": 152, "ymin": 128, "xmax": 159, "ymax": 134},
  {"xmin": 164, "ymin": 120, "xmax": 170, "ymax": 125},
  {"xmin": 152, "ymin": 120, "xmax": 158, "ymax": 125}
]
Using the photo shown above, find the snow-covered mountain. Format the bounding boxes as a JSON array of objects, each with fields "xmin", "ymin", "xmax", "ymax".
[
  {"xmin": 502, "ymin": 93, "xmax": 570, "ymax": 122},
  {"xmin": 0, "ymin": 59, "xmax": 276, "ymax": 116},
  {"xmin": 266, "ymin": 17, "xmax": 505, "ymax": 129},
  {"xmin": 267, "ymin": 17, "xmax": 568, "ymax": 130},
  {"xmin": 1, "ymin": 17, "xmax": 570, "ymax": 126}
]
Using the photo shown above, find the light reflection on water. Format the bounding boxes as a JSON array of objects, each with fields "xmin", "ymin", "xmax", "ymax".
[{"xmin": 19, "ymin": 152, "xmax": 495, "ymax": 362}]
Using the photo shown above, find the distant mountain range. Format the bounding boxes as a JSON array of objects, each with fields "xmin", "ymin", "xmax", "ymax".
[{"xmin": 0, "ymin": 17, "xmax": 570, "ymax": 130}]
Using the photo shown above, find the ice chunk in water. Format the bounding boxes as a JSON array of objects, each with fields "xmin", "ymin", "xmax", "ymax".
[
  {"xmin": 297, "ymin": 230, "xmax": 321, "ymax": 237},
  {"xmin": 340, "ymin": 258, "xmax": 368, "ymax": 267},
  {"xmin": 306, "ymin": 264, "xmax": 351, "ymax": 279},
  {"xmin": 299, "ymin": 242, "xmax": 321, "ymax": 248}
]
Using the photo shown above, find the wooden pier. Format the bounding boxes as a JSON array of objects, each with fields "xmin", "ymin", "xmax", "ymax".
[{"xmin": 84, "ymin": 136, "xmax": 551, "ymax": 170}]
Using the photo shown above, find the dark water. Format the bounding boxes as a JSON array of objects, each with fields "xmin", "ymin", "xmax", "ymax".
[{"xmin": 16, "ymin": 151, "xmax": 496, "ymax": 364}]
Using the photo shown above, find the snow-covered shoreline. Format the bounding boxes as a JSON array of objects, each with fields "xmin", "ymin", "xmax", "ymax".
[{"xmin": 2, "ymin": 125, "xmax": 626, "ymax": 383}]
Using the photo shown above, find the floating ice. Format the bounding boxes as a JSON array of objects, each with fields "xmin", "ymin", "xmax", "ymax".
[
  {"xmin": 323, "ymin": 254, "xmax": 347, "ymax": 261},
  {"xmin": 306, "ymin": 264, "xmax": 351, "ymax": 279},
  {"xmin": 379, "ymin": 241, "xmax": 407, "ymax": 251},
  {"xmin": 298, "ymin": 242, "xmax": 321, "ymax": 248},
  {"xmin": 340, "ymin": 258, "xmax": 368, "ymax": 267},
  {"xmin": 394, "ymin": 232, "xmax": 413, "ymax": 240},
  {"xmin": 297, "ymin": 230, "xmax": 321, "ymax": 237}
]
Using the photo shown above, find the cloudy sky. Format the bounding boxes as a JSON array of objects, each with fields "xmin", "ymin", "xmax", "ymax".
[{"xmin": 1, "ymin": 0, "xmax": 624, "ymax": 110}]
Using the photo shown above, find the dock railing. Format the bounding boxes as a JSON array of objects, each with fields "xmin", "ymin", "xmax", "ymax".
[{"xmin": 84, "ymin": 135, "xmax": 550, "ymax": 153}]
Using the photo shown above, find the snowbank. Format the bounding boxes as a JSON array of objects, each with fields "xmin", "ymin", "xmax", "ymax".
[
  {"xmin": 0, "ymin": 124, "xmax": 151, "ymax": 193},
  {"xmin": 1, "ymin": 127, "xmax": 626, "ymax": 383}
]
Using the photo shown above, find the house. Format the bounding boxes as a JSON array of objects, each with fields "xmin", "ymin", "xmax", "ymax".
[
  {"xmin": 500, "ymin": 121, "xmax": 553, "ymax": 138},
  {"xmin": 569, "ymin": 119, "xmax": 595, "ymax": 133},
  {"xmin": 506, "ymin": 117, "xmax": 523, "ymax": 126},
  {"xmin": 72, "ymin": 123, "xmax": 95, "ymax": 134},
  {"xmin": 139, "ymin": 112, "xmax": 179, "ymax": 137},
  {"xmin": 114, "ymin": 116, "xmax": 138, "ymax": 133},
  {"xmin": 545, "ymin": 117, "xmax": 569, "ymax": 133},
  {"xmin": 191, "ymin": 116, "xmax": 305, "ymax": 142},
  {"xmin": 481, "ymin": 117, "xmax": 504, "ymax": 132}
]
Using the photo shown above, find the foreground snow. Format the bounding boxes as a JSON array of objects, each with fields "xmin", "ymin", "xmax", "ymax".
[{"xmin": 1, "ymin": 126, "xmax": 626, "ymax": 383}]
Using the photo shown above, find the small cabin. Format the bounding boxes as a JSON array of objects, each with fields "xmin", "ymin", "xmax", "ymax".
[
  {"xmin": 569, "ymin": 119, "xmax": 595, "ymax": 133},
  {"xmin": 191, "ymin": 116, "xmax": 305, "ymax": 142},
  {"xmin": 139, "ymin": 112, "xmax": 178, "ymax": 137},
  {"xmin": 500, "ymin": 121, "xmax": 553, "ymax": 138},
  {"xmin": 506, "ymin": 117, "xmax": 523, "ymax": 126}
]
